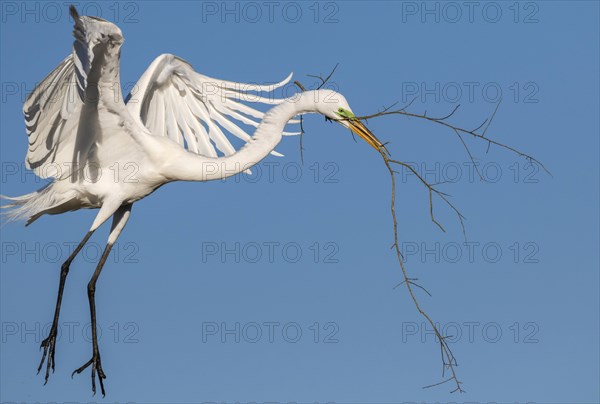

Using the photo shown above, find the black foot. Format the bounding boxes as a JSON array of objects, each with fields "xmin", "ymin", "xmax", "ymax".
[
  {"xmin": 72, "ymin": 353, "xmax": 107, "ymax": 396},
  {"xmin": 37, "ymin": 330, "xmax": 57, "ymax": 384}
]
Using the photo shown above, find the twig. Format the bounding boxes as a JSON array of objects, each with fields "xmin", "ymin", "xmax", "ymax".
[
  {"xmin": 293, "ymin": 64, "xmax": 341, "ymax": 164},
  {"xmin": 307, "ymin": 63, "xmax": 339, "ymax": 89},
  {"xmin": 453, "ymin": 128, "xmax": 484, "ymax": 181},
  {"xmin": 354, "ymin": 104, "xmax": 551, "ymax": 176},
  {"xmin": 337, "ymin": 101, "xmax": 549, "ymax": 239},
  {"xmin": 294, "ymin": 81, "xmax": 306, "ymax": 92},
  {"xmin": 290, "ymin": 79, "xmax": 549, "ymax": 394},
  {"xmin": 393, "ymin": 278, "xmax": 432, "ymax": 297},
  {"xmin": 380, "ymin": 149, "xmax": 465, "ymax": 393},
  {"xmin": 294, "ymin": 81, "xmax": 307, "ymax": 163},
  {"xmin": 388, "ymin": 158, "xmax": 467, "ymax": 240},
  {"xmin": 299, "ymin": 115, "xmax": 305, "ymax": 164},
  {"xmin": 368, "ymin": 101, "xmax": 548, "ymax": 393}
]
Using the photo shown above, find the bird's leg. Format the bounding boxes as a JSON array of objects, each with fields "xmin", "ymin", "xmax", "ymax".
[
  {"xmin": 71, "ymin": 242, "xmax": 112, "ymax": 396},
  {"xmin": 38, "ymin": 230, "xmax": 94, "ymax": 384},
  {"xmin": 72, "ymin": 204, "xmax": 132, "ymax": 397}
]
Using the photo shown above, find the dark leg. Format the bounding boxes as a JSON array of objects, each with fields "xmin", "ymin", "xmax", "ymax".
[
  {"xmin": 72, "ymin": 204, "xmax": 132, "ymax": 396},
  {"xmin": 38, "ymin": 230, "xmax": 94, "ymax": 384},
  {"xmin": 71, "ymin": 243, "xmax": 113, "ymax": 396}
]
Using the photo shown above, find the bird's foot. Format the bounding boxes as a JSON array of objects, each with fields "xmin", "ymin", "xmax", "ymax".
[
  {"xmin": 37, "ymin": 329, "xmax": 57, "ymax": 384},
  {"xmin": 72, "ymin": 352, "xmax": 107, "ymax": 396}
]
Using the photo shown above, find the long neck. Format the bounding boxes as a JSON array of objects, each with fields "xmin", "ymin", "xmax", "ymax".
[
  {"xmin": 88, "ymin": 45, "xmax": 123, "ymax": 105},
  {"xmin": 164, "ymin": 92, "xmax": 318, "ymax": 182}
]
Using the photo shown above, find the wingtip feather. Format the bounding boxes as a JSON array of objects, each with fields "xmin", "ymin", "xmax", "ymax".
[{"xmin": 69, "ymin": 5, "xmax": 80, "ymax": 20}]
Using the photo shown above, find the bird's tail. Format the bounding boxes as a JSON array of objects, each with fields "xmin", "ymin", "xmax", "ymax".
[{"xmin": 1, "ymin": 183, "xmax": 74, "ymax": 226}]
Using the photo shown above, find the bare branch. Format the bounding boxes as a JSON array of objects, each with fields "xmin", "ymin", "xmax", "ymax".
[
  {"xmin": 293, "ymin": 64, "xmax": 341, "ymax": 163},
  {"xmin": 471, "ymin": 118, "xmax": 488, "ymax": 133},
  {"xmin": 453, "ymin": 129, "xmax": 484, "ymax": 181},
  {"xmin": 366, "ymin": 100, "xmax": 549, "ymax": 393},
  {"xmin": 294, "ymin": 81, "xmax": 306, "ymax": 92},
  {"xmin": 298, "ymin": 115, "xmax": 306, "ymax": 164},
  {"xmin": 290, "ymin": 79, "xmax": 549, "ymax": 394},
  {"xmin": 393, "ymin": 278, "xmax": 433, "ymax": 297},
  {"xmin": 380, "ymin": 149, "xmax": 464, "ymax": 393},
  {"xmin": 423, "ymin": 377, "xmax": 458, "ymax": 390},
  {"xmin": 353, "ymin": 104, "xmax": 551, "ymax": 176},
  {"xmin": 435, "ymin": 104, "xmax": 461, "ymax": 121},
  {"xmin": 483, "ymin": 99, "xmax": 501, "ymax": 138},
  {"xmin": 307, "ymin": 63, "xmax": 339, "ymax": 90},
  {"xmin": 388, "ymin": 158, "xmax": 467, "ymax": 239},
  {"xmin": 294, "ymin": 81, "xmax": 307, "ymax": 164}
]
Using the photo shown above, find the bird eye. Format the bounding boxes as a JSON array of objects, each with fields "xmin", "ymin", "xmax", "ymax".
[{"xmin": 338, "ymin": 108, "xmax": 344, "ymax": 112}]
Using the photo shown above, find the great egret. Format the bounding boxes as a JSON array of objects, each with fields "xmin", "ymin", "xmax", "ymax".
[{"xmin": 1, "ymin": 6, "xmax": 384, "ymax": 396}]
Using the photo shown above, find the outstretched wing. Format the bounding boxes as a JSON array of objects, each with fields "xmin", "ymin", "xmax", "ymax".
[
  {"xmin": 23, "ymin": 54, "xmax": 84, "ymax": 178},
  {"xmin": 126, "ymin": 54, "xmax": 298, "ymax": 160},
  {"xmin": 23, "ymin": 6, "xmax": 118, "ymax": 179}
]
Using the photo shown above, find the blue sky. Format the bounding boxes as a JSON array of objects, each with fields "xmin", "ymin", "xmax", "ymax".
[{"xmin": 1, "ymin": 1, "xmax": 598, "ymax": 403}]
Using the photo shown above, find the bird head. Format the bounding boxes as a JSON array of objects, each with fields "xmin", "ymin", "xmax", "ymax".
[
  {"xmin": 312, "ymin": 89, "xmax": 387, "ymax": 153},
  {"xmin": 70, "ymin": 5, "xmax": 124, "ymax": 47}
]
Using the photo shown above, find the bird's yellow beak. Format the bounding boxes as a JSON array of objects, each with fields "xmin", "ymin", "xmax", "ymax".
[
  {"xmin": 335, "ymin": 107, "xmax": 387, "ymax": 154},
  {"xmin": 346, "ymin": 118, "xmax": 387, "ymax": 153}
]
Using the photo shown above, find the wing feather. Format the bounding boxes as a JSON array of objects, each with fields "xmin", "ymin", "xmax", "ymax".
[
  {"xmin": 126, "ymin": 53, "xmax": 297, "ymax": 160},
  {"xmin": 23, "ymin": 55, "xmax": 84, "ymax": 177},
  {"xmin": 23, "ymin": 7, "xmax": 125, "ymax": 179},
  {"xmin": 164, "ymin": 90, "xmax": 181, "ymax": 145}
]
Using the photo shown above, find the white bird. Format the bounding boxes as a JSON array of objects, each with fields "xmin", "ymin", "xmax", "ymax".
[{"xmin": 2, "ymin": 5, "xmax": 384, "ymax": 396}]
